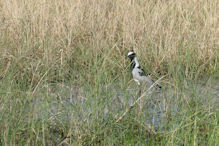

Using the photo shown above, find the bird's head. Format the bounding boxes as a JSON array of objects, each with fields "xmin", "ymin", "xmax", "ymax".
[{"xmin": 127, "ymin": 51, "xmax": 136, "ymax": 61}]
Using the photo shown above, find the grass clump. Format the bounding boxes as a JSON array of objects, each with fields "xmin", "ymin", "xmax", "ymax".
[{"xmin": 0, "ymin": 0, "xmax": 218, "ymax": 145}]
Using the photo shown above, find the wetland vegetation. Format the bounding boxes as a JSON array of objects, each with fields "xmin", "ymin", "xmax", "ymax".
[{"xmin": 0, "ymin": 0, "xmax": 218, "ymax": 145}]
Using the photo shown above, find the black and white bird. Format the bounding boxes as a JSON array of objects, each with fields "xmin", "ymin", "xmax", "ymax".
[{"xmin": 128, "ymin": 51, "xmax": 161, "ymax": 89}]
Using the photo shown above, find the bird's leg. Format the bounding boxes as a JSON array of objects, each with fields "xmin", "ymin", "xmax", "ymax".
[{"xmin": 138, "ymin": 85, "xmax": 144, "ymax": 117}]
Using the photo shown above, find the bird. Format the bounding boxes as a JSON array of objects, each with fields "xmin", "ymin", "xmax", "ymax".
[{"xmin": 127, "ymin": 51, "xmax": 161, "ymax": 89}]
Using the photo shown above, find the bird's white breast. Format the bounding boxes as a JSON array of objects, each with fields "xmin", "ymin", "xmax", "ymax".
[{"xmin": 132, "ymin": 68, "xmax": 154, "ymax": 86}]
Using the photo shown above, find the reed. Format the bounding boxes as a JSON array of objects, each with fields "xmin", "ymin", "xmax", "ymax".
[{"xmin": 0, "ymin": 0, "xmax": 218, "ymax": 145}]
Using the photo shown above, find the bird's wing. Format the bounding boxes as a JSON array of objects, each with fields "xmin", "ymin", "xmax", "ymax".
[{"xmin": 137, "ymin": 67, "xmax": 148, "ymax": 76}]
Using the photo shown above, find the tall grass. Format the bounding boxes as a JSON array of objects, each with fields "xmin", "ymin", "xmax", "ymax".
[{"xmin": 0, "ymin": 0, "xmax": 218, "ymax": 145}]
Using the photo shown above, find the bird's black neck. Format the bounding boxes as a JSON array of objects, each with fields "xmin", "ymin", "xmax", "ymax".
[
  {"xmin": 130, "ymin": 61, "xmax": 135, "ymax": 70},
  {"xmin": 130, "ymin": 57, "xmax": 141, "ymax": 70}
]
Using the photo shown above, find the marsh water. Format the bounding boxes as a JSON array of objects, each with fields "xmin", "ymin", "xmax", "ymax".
[
  {"xmin": 24, "ymin": 79, "xmax": 218, "ymax": 144},
  {"xmin": 17, "ymin": 77, "xmax": 219, "ymax": 143}
]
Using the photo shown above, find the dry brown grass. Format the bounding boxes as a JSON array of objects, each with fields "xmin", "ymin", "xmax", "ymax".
[{"xmin": 0, "ymin": 0, "xmax": 218, "ymax": 82}]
